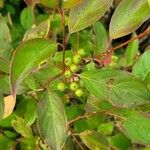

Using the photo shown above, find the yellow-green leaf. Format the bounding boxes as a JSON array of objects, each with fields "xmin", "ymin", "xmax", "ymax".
[
  {"xmin": 109, "ymin": 0, "xmax": 150, "ymax": 39},
  {"xmin": 63, "ymin": 0, "xmax": 82, "ymax": 9},
  {"xmin": 10, "ymin": 38, "xmax": 57, "ymax": 95},
  {"xmin": 39, "ymin": 0, "xmax": 59, "ymax": 8},
  {"xmin": 68, "ymin": 0, "xmax": 113, "ymax": 34}
]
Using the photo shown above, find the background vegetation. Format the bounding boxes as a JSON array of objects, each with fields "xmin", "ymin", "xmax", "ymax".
[{"xmin": 0, "ymin": 0, "xmax": 150, "ymax": 149}]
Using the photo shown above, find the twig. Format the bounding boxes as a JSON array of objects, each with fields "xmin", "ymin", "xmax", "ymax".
[
  {"xmin": 69, "ymin": 128, "xmax": 85, "ymax": 150},
  {"xmin": 68, "ymin": 108, "xmax": 119, "ymax": 125},
  {"xmin": 96, "ymin": 27, "xmax": 150, "ymax": 58},
  {"xmin": 43, "ymin": 72, "xmax": 64, "ymax": 88},
  {"xmin": 59, "ymin": 8, "xmax": 67, "ymax": 72}
]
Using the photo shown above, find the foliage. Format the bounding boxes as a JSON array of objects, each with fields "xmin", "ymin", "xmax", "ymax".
[{"xmin": 0, "ymin": 0, "xmax": 150, "ymax": 149}]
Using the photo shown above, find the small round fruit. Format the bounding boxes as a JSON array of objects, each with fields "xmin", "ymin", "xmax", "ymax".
[
  {"xmin": 70, "ymin": 64, "xmax": 79, "ymax": 73},
  {"xmin": 78, "ymin": 49, "xmax": 86, "ymax": 57},
  {"xmin": 65, "ymin": 57, "xmax": 72, "ymax": 66},
  {"xmin": 57, "ymin": 82, "xmax": 66, "ymax": 91},
  {"xmin": 111, "ymin": 56, "xmax": 118, "ymax": 61},
  {"xmin": 70, "ymin": 82, "xmax": 79, "ymax": 91},
  {"xmin": 73, "ymin": 54, "xmax": 82, "ymax": 64},
  {"xmin": 75, "ymin": 88, "xmax": 84, "ymax": 97},
  {"xmin": 64, "ymin": 70, "xmax": 72, "ymax": 78}
]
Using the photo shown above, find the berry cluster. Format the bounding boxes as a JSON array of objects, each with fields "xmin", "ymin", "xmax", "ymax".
[
  {"xmin": 109, "ymin": 55, "xmax": 118, "ymax": 67},
  {"xmin": 57, "ymin": 49, "xmax": 86, "ymax": 97}
]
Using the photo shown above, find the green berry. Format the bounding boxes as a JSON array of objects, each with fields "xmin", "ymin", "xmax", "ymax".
[
  {"xmin": 64, "ymin": 70, "xmax": 72, "ymax": 78},
  {"xmin": 70, "ymin": 64, "xmax": 79, "ymax": 73},
  {"xmin": 78, "ymin": 49, "xmax": 86, "ymax": 57},
  {"xmin": 73, "ymin": 54, "xmax": 82, "ymax": 64},
  {"xmin": 75, "ymin": 88, "xmax": 84, "ymax": 97},
  {"xmin": 65, "ymin": 57, "xmax": 72, "ymax": 66},
  {"xmin": 111, "ymin": 56, "xmax": 118, "ymax": 61},
  {"xmin": 57, "ymin": 82, "xmax": 66, "ymax": 91},
  {"xmin": 70, "ymin": 82, "xmax": 79, "ymax": 91}
]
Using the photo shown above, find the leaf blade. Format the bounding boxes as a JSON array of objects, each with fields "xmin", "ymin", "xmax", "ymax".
[
  {"xmin": 37, "ymin": 90, "xmax": 67, "ymax": 150},
  {"xmin": 10, "ymin": 38, "xmax": 57, "ymax": 95},
  {"xmin": 68, "ymin": 0, "xmax": 113, "ymax": 34},
  {"xmin": 109, "ymin": 0, "xmax": 150, "ymax": 39}
]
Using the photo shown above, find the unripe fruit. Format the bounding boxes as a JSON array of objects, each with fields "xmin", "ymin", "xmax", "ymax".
[
  {"xmin": 70, "ymin": 64, "xmax": 79, "ymax": 73},
  {"xmin": 64, "ymin": 70, "xmax": 72, "ymax": 78},
  {"xmin": 75, "ymin": 88, "xmax": 84, "ymax": 97},
  {"xmin": 65, "ymin": 57, "xmax": 72, "ymax": 66},
  {"xmin": 73, "ymin": 54, "xmax": 82, "ymax": 64},
  {"xmin": 57, "ymin": 82, "xmax": 66, "ymax": 91},
  {"xmin": 111, "ymin": 56, "xmax": 118, "ymax": 61},
  {"xmin": 70, "ymin": 82, "xmax": 79, "ymax": 91},
  {"xmin": 78, "ymin": 49, "xmax": 86, "ymax": 57}
]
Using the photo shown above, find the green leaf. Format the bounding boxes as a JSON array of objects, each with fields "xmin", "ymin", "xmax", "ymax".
[
  {"xmin": 11, "ymin": 117, "xmax": 33, "ymax": 138},
  {"xmin": 32, "ymin": 65, "xmax": 61, "ymax": 85},
  {"xmin": 85, "ymin": 94, "xmax": 113, "ymax": 113},
  {"xmin": 20, "ymin": 137, "xmax": 39, "ymax": 150},
  {"xmin": 24, "ymin": 99, "xmax": 37, "ymax": 126},
  {"xmin": 109, "ymin": 133, "xmax": 131, "ymax": 150},
  {"xmin": 79, "ymin": 130, "xmax": 109, "ymax": 150},
  {"xmin": 68, "ymin": 0, "xmax": 113, "ymax": 34},
  {"xmin": 15, "ymin": 98, "xmax": 37, "ymax": 126},
  {"xmin": 148, "ymin": 0, "xmax": 150, "ymax": 6},
  {"xmin": 125, "ymin": 33, "xmax": 139, "ymax": 66},
  {"xmin": 63, "ymin": 0, "xmax": 83, "ymax": 9},
  {"xmin": 39, "ymin": 0, "xmax": 59, "ymax": 8},
  {"xmin": 109, "ymin": 76, "xmax": 150, "ymax": 107},
  {"xmin": 10, "ymin": 38, "xmax": 57, "ymax": 95},
  {"xmin": 0, "ymin": 76, "xmax": 10, "ymax": 95},
  {"xmin": 80, "ymin": 69, "xmax": 127, "ymax": 99},
  {"xmin": 93, "ymin": 21, "xmax": 108, "ymax": 54},
  {"xmin": 0, "ymin": 94, "xmax": 4, "ymax": 121},
  {"xmin": 74, "ymin": 120, "xmax": 90, "ymax": 133},
  {"xmin": 81, "ymin": 69, "xmax": 150, "ymax": 107},
  {"xmin": 116, "ymin": 111, "xmax": 150, "ymax": 145},
  {"xmin": 0, "ymin": 15, "xmax": 11, "ymax": 55},
  {"xmin": 37, "ymin": 90, "xmax": 67, "ymax": 150},
  {"xmin": 97, "ymin": 122, "xmax": 114, "ymax": 136},
  {"xmin": 65, "ymin": 105, "xmax": 84, "ymax": 121},
  {"xmin": 23, "ymin": 19, "xmax": 50, "ymax": 41},
  {"xmin": 0, "ymin": 57, "xmax": 9, "ymax": 73},
  {"xmin": 20, "ymin": 7, "xmax": 34, "ymax": 30},
  {"xmin": 133, "ymin": 50, "xmax": 150, "ymax": 80},
  {"xmin": 109, "ymin": 0, "xmax": 150, "ymax": 39},
  {"xmin": 0, "ymin": 135, "xmax": 16, "ymax": 150}
]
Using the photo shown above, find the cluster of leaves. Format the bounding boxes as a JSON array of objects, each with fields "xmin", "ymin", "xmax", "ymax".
[{"xmin": 0, "ymin": 0, "xmax": 150, "ymax": 149}]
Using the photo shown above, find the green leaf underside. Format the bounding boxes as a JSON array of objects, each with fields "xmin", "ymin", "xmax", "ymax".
[
  {"xmin": 110, "ymin": 0, "xmax": 150, "ymax": 39},
  {"xmin": 69, "ymin": 0, "xmax": 113, "ymax": 34},
  {"xmin": 10, "ymin": 38, "xmax": 57, "ymax": 94},
  {"xmin": 37, "ymin": 90, "xmax": 67, "ymax": 150},
  {"xmin": 81, "ymin": 69, "xmax": 150, "ymax": 107}
]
